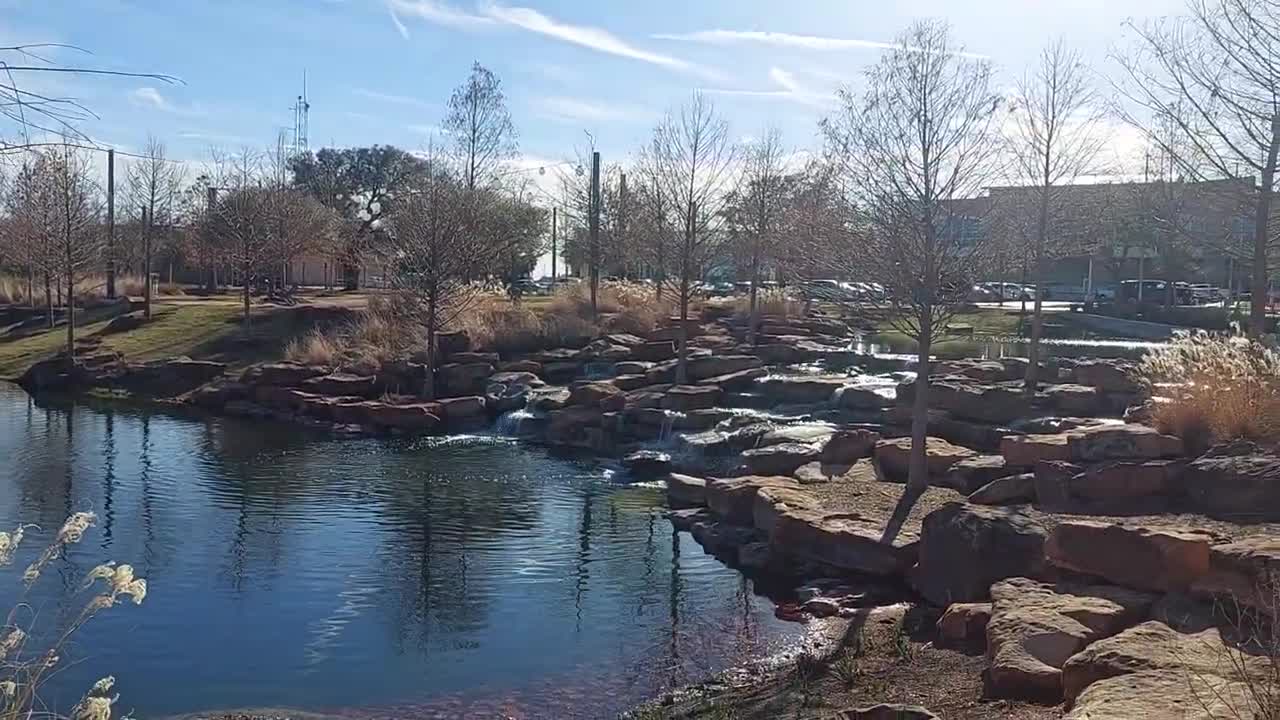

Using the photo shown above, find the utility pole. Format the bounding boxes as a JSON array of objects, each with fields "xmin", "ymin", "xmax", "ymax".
[
  {"xmin": 106, "ymin": 149, "xmax": 116, "ymax": 299},
  {"xmin": 142, "ymin": 205, "xmax": 153, "ymax": 319},
  {"xmin": 551, "ymin": 206, "xmax": 558, "ymax": 282},
  {"xmin": 588, "ymin": 151, "xmax": 601, "ymax": 315}
]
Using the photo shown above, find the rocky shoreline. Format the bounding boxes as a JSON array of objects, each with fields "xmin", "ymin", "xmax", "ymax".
[{"xmin": 15, "ymin": 309, "xmax": 1280, "ymax": 718}]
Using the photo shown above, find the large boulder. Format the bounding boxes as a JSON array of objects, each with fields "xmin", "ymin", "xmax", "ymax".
[
  {"xmin": 835, "ymin": 705, "xmax": 940, "ymax": 720},
  {"xmin": 623, "ymin": 450, "xmax": 672, "ymax": 477},
  {"xmin": 835, "ymin": 386, "xmax": 894, "ymax": 410},
  {"xmin": 661, "ymin": 385, "xmax": 722, "ymax": 411},
  {"xmin": 568, "ymin": 380, "xmax": 624, "ymax": 409},
  {"xmin": 439, "ymin": 362, "xmax": 495, "ymax": 394},
  {"xmin": 632, "ymin": 340, "xmax": 676, "ymax": 362},
  {"xmin": 1191, "ymin": 537, "xmax": 1280, "ymax": 613},
  {"xmin": 248, "ymin": 361, "xmax": 328, "ymax": 387},
  {"xmin": 527, "ymin": 387, "xmax": 571, "ymax": 412},
  {"xmin": 1183, "ymin": 449, "xmax": 1280, "ymax": 522},
  {"xmin": 1065, "ymin": 670, "xmax": 1258, "ymax": 719},
  {"xmin": 1068, "ymin": 423, "xmax": 1183, "ymax": 462},
  {"xmin": 940, "ymin": 455, "xmax": 1012, "ymax": 494},
  {"xmin": 930, "ymin": 381, "xmax": 1028, "ymax": 424},
  {"xmin": 937, "ymin": 602, "xmax": 992, "ymax": 648},
  {"xmin": 740, "ymin": 443, "xmax": 820, "ymax": 476},
  {"xmin": 705, "ymin": 476, "xmax": 800, "ymax": 525},
  {"xmin": 752, "ymin": 485, "xmax": 823, "ymax": 538},
  {"xmin": 686, "ymin": 355, "xmax": 762, "ymax": 382},
  {"xmin": 874, "ymin": 436, "xmax": 976, "ymax": 481},
  {"xmin": 438, "ymin": 395, "xmax": 486, "ymax": 421},
  {"xmin": 1072, "ymin": 359, "xmax": 1140, "ymax": 394},
  {"xmin": 667, "ymin": 474, "xmax": 708, "ymax": 508},
  {"xmin": 770, "ymin": 506, "xmax": 922, "ymax": 576},
  {"xmin": 544, "ymin": 406, "xmax": 605, "ymax": 449},
  {"xmin": 968, "ymin": 473, "xmax": 1036, "ymax": 506},
  {"xmin": 933, "ymin": 359, "xmax": 1011, "ymax": 383},
  {"xmin": 1044, "ymin": 384, "xmax": 1104, "ymax": 415},
  {"xmin": 984, "ymin": 577, "xmax": 1155, "ymax": 701},
  {"xmin": 913, "ymin": 503, "xmax": 1049, "ymax": 606},
  {"xmin": 757, "ymin": 376, "xmax": 848, "ymax": 404},
  {"xmin": 1061, "ymin": 621, "xmax": 1270, "ymax": 707},
  {"xmin": 1046, "ymin": 521, "xmax": 1218, "ymax": 593},
  {"xmin": 362, "ymin": 402, "xmax": 442, "ymax": 432},
  {"xmin": 697, "ymin": 367, "xmax": 767, "ymax": 391},
  {"xmin": 1002, "ymin": 433, "xmax": 1073, "ymax": 467},
  {"xmin": 1035, "ymin": 459, "xmax": 1184, "ymax": 513},
  {"xmin": 820, "ymin": 428, "xmax": 882, "ymax": 464}
]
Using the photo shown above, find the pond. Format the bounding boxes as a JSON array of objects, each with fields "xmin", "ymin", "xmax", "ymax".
[{"xmin": 0, "ymin": 383, "xmax": 800, "ymax": 719}]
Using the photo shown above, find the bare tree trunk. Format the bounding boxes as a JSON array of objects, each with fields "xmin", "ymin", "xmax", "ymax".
[
  {"xmin": 65, "ymin": 266, "xmax": 74, "ymax": 359},
  {"xmin": 423, "ymin": 293, "xmax": 439, "ymax": 400},
  {"xmin": 44, "ymin": 273, "xmax": 53, "ymax": 328},
  {"xmin": 143, "ymin": 206, "xmax": 153, "ymax": 320},
  {"xmin": 242, "ymin": 272, "xmax": 251, "ymax": 330},
  {"xmin": 1250, "ymin": 115, "xmax": 1280, "ymax": 337},
  {"xmin": 908, "ymin": 311, "xmax": 933, "ymax": 494},
  {"xmin": 1025, "ymin": 187, "xmax": 1050, "ymax": 394},
  {"xmin": 747, "ymin": 257, "xmax": 760, "ymax": 346}
]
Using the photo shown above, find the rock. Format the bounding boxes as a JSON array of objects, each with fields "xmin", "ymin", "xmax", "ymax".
[
  {"xmin": 757, "ymin": 376, "xmax": 848, "ymax": 404},
  {"xmin": 449, "ymin": 351, "xmax": 500, "ymax": 365},
  {"xmin": 705, "ymin": 476, "xmax": 800, "ymax": 525},
  {"xmin": 686, "ymin": 355, "xmax": 763, "ymax": 381},
  {"xmin": 937, "ymin": 602, "xmax": 992, "ymax": 648},
  {"xmin": 623, "ymin": 450, "xmax": 672, "ymax": 477},
  {"xmin": 930, "ymin": 380, "xmax": 1027, "ymax": 424},
  {"xmin": 984, "ymin": 577, "xmax": 1155, "ymax": 701},
  {"xmin": 489, "ymin": 371, "xmax": 543, "ymax": 388},
  {"xmin": 1070, "ymin": 459, "xmax": 1184, "ymax": 506},
  {"xmin": 614, "ymin": 360, "xmax": 652, "ymax": 375},
  {"xmin": 1068, "ymin": 423, "xmax": 1183, "ymax": 462},
  {"xmin": 835, "ymin": 386, "xmax": 894, "ymax": 409},
  {"xmin": 803, "ymin": 597, "xmax": 843, "ymax": 617},
  {"xmin": 741, "ymin": 443, "xmax": 820, "ymax": 476},
  {"xmin": 250, "ymin": 362, "xmax": 328, "ymax": 387},
  {"xmin": 753, "ymin": 485, "xmax": 823, "ymax": 539},
  {"xmin": 737, "ymin": 541, "xmax": 772, "ymax": 569},
  {"xmin": 435, "ymin": 330, "xmax": 470, "ymax": 356},
  {"xmin": 793, "ymin": 461, "xmax": 854, "ymax": 484},
  {"xmin": 499, "ymin": 359, "xmax": 542, "ymax": 374},
  {"xmin": 698, "ymin": 367, "xmax": 767, "ymax": 391},
  {"xmin": 569, "ymin": 380, "xmax": 624, "ymax": 408},
  {"xmin": 968, "ymin": 473, "xmax": 1036, "ymax": 505},
  {"xmin": 438, "ymin": 395, "xmax": 486, "ymax": 421},
  {"xmin": 1045, "ymin": 384, "xmax": 1103, "ymax": 415},
  {"xmin": 302, "ymin": 373, "xmax": 376, "ymax": 397},
  {"xmin": 632, "ymin": 340, "xmax": 676, "ymax": 362},
  {"xmin": 544, "ymin": 407, "xmax": 607, "ymax": 450},
  {"xmin": 1191, "ymin": 537, "xmax": 1280, "ymax": 613},
  {"xmin": 362, "ymin": 402, "xmax": 442, "ymax": 432},
  {"xmin": 1183, "ymin": 451, "xmax": 1280, "ymax": 522},
  {"xmin": 934, "ymin": 359, "xmax": 1010, "ymax": 383},
  {"xmin": 1065, "ymin": 670, "xmax": 1258, "ymax": 719},
  {"xmin": 940, "ymin": 455, "xmax": 1012, "ymax": 493},
  {"xmin": 874, "ymin": 436, "xmax": 976, "ymax": 481},
  {"xmin": 1072, "ymin": 359, "xmax": 1140, "ymax": 394},
  {"xmin": 527, "ymin": 386, "xmax": 571, "ymax": 412},
  {"xmin": 1045, "ymin": 521, "xmax": 1217, "ymax": 592},
  {"xmin": 577, "ymin": 340, "xmax": 631, "ymax": 361},
  {"xmin": 667, "ymin": 474, "xmax": 708, "ymax": 508},
  {"xmin": 836, "ymin": 705, "xmax": 939, "ymax": 720},
  {"xmin": 751, "ymin": 343, "xmax": 802, "ymax": 365},
  {"xmin": 760, "ymin": 424, "xmax": 835, "ymax": 446},
  {"xmin": 661, "ymin": 385, "xmax": 722, "ymax": 411},
  {"xmin": 188, "ymin": 381, "xmax": 249, "ymax": 409},
  {"xmin": 821, "ymin": 428, "xmax": 882, "ymax": 464},
  {"xmin": 914, "ymin": 503, "xmax": 1049, "ymax": 606},
  {"xmin": 770, "ymin": 507, "xmax": 921, "ymax": 576},
  {"xmin": 118, "ymin": 357, "xmax": 228, "ymax": 396},
  {"xmin": 438, "ymin": 362, "xmax": 494, "ymax": 393},
  {"xmin": 1002, "ymin": 433, "xmax": 1073, "ymax": 467},
  {"xmin": 540, "ymin": 360, "xmax": 582, "ymax": 382},
  {"xmin": 1061, "ymin": 621, "xmax": 1270, "ymax": 707}
]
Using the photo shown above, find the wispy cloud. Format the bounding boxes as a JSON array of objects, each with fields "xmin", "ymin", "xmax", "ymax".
[
  {"xmin": 702, "ymin": 67, "xmax": 834, "ymax": 108},
  {"xmin": 385, "ymin": 0, "xmax": 493, "ymax": 35},
  {"xmin": 407, "ymin": 123, "xmax": 447, "ymax": 135},
  {"xmin": 653, "ymin": 29, "xmax": 988, "ymax": 59},
  {"xmin": 531, "ymin": 95, "xmax": 644, "ymax": 124},
  {"xmin": 352, "ymin": 87, "xmax": 435, "ymax": 110},
  {"xmin": 129, "ymin": 87, "xmax": 205, "ymax": 117},
  {"xmin": 176, "ymin": 130, "xmax": 250, "ymax": 145}
]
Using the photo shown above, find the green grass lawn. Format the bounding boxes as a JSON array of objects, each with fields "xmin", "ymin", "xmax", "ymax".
[{"xmin": 0, "ymin": 300, "xmax": 349, "ymax": 380}]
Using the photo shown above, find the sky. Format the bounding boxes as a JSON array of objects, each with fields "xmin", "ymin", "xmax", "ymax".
[{"xmin": 3, "ymin": 0, "xmax": 1189, "ymax": 184}]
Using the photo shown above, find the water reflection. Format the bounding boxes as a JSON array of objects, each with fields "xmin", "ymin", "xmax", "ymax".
[{"xmin": 0, "ymin": 384, "xmax": 797, "ymax": 719}]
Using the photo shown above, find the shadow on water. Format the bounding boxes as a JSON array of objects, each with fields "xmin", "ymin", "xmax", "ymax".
[{"xmin": 0, "ymin": 383, "xmax": 803, "ymax": 720}]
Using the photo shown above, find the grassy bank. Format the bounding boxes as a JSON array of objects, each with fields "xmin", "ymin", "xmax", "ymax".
[{"xmin": 0, "ymin": 300, "xmax": 352, "ymax": 380}]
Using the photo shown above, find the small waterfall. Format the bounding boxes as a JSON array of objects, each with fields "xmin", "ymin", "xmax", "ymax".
[
  {"xmin": 658, "ymin": 409, "xmax": 684, "ymax": 444},
  {"xmin": 495, "ymin": 408, "xmax": 535, "ymax": 436}
]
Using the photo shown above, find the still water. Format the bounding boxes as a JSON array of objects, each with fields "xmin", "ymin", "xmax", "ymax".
[{"xmin": 0, "ymin": 383, "xmax": 797, "ymax": 719}]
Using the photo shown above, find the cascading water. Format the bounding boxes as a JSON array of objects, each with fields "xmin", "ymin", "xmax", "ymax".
[{"xmin": 495, "ymin": 408, "xmax": 536, "ymax": 436}]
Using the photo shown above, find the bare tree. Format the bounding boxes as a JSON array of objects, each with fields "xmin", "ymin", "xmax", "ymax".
[
  {"xmin": 1006, "ymin": 39, "xmax": 1106, "ymax": 391},
  {"xmin": 1116, "ymin": 0, "xmax": 1280, "ymax": 336},
  {"xmin": 818, "ymin": 19, "xmax": 1002, "ymax": 494},
  {"xmin": 2, "ymin": 158, "xmax": 55, "ymax": 314},
  {"xmin": 44, "ymin": 144, "xmax": 103, "ymax": 356},
  {"xmin": 725, "ymin": 127, "xmax": 789, "ymax": 344},
  {"xmin": 125, "ymin": 135, "xmax": 185, "ymax": 318},
  {"xmin": 639, "ymin": 93, "xmax": 738, "ymax": 383},
  {"xmin": 444, "ymin": 62, "xmax": 517, "ymax": 192}
]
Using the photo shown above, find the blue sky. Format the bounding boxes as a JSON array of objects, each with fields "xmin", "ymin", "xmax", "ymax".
[{"xmin": 5, "ymin": 0, "xmax": 1186, "ymax": 174}]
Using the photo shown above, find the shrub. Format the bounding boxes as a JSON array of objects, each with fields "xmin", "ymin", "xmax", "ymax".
[
  {"xmin": 1137, "ymin": 332, "xmax": 1280, "ymax": 453},
  {"xmin": 284, "ymin": 329, "xmax": 342, "ymax": 366},
  {"xmin": 734, "ymin": 288, "xmax": 802, "ymax": 322},
  {"xmin": 1, "ymin": 513, "xmax": 147, "ymax": 720}
]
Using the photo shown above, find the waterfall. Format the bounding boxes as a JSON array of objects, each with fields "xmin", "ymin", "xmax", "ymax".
[
  {"xmin": 495, "ymin": 409, "xmax": 535, "ymax": 436},
  {"xmin": 658, "ymin": 409, "xmax": 684, "ymax": 444}
]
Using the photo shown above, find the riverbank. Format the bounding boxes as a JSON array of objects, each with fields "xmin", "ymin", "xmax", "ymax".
[{"xmin": 8, "ymin": 298, "xmax": 1275, "ymax": 719}]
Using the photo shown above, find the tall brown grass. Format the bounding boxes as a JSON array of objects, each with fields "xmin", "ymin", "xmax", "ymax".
[
  {"xmin": 733, "ymin": 288, "xmax": 802, "ymax": 322},
  {"xmin": 0, "ymin": 273, "xmax": 183, "ymax": 307},
  {"xmin": 1, "ymin": 512, "xmax": 147, "ymax": 720},
  {"xmin": 1137, "ymin": 332, "xmax": 1280, "ymax": 454},
  {"xmin": 547, "ymin": 281, "xmax": 674, "ymax": 336}
]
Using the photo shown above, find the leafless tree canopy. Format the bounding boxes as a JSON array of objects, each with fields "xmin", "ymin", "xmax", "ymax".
[
  {"xmin": 724, "ymin": 127, "xmax": 789, "ymax": 344},
  {"xmin": 445, "ymin": 62, "xmax": 518, "ymax": 192}
]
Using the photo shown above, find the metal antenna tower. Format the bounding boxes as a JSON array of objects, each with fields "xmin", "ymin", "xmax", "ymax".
[{"xmin": 291, "ymin": 70, "xmax": 310, "ymax": 156}]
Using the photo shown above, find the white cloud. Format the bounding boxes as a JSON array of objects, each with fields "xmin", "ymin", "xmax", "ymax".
[
  {"xmin": 532, "ymin": 96, "xmax": 642, "ymax": 124},
  {"xmin": 385, "ymin": 0, "xmax": 493, "ymax": 32},
  {"xmin": 407, "ymin": 123, "xmax": 447, "ymax": 136},
  {"xmin": 483, "ymin": 3, "xmax": 694, "ymax": 72},
  {"xmin": 352, "ymin": 87, "xmax": 435, "ymax": 110},
  {"xmin": 702, "ymin": 67, "xmax": 834, "ymax": 108},
  {"xmin": 128, "ymin": 87, "xmax": 204, "ymax": 117},
  {"xmin": 654, "ymin": 29, "xmax": 989, "ymax": 60}
]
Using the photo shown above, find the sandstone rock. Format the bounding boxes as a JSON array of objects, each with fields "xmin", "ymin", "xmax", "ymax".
[
  {"xmin": 1033, "ymin": 460, "xmax": 1082, "ymax": 510},
  {"xmin": 968, "ymin": 473, "xmax": 1036, "ymax": 506},
  {"xmin": 526, "ymin": 387, "xmax": 571, "ymax": 412},
  {"xmin": 931, "ymin": 380, "xmax": 1027, "ymax": 424},
  {"xmin": 188, "ymin": 381, "xmax": 249, "ymax": 409},
  {"xmin": 984, "ymin": 577, "xmax": 1155, "ymax": 701},
  {"xmin": 737, "ymin": 541, "xmax": 772, "ymax": 569},
  {"xmin": 438, "ymin": 395, "xmax": 486, "ymax": 420},
  {"xmin": 1068, "ymin": 423, "xmax": 1183, "ymax": 462},
  {"xmin": 940, "ymin": 455, "xmax": 1012, "ymax": 493},
  {"xmin": 632, "ymin": 340, "xmax": 676, "ymax": 361},
  {"xmin": 1065, "ymin": 670, "xmax": 1258, "ymax": 719},
  {"xmin": 821, "ymin": 428, "xmax": 882, "ymax": 464},
  {"xmin": 544, "ymin": 406, "xmax": 605, "ymax": 449},
  {"xmin": 741, "ymin": 443, "xmax": 820, "ymax": 476},
  {"xmin": 438, "ymin": 362, "xmax": 494, "ymax": 393},
  {"xmin": 803, "ymin": 597, "xmax": 842, "ymax": 617},
  {"xmin": 1183, "ymin": 451, "xmax": 1280, "ymax": 522},
  {"xmin": 1192, "ymin": 537, "xmax": 1280, "ymax": 613},
  {"xmin": 1002, "ymin": 433, "xmax": 1073, "ymax": 467},
  {"xmin": 1069, "ymin": 459, "xmax": 1184, "ymax": 506},
  {"xmin": 540, "ymin": 360, "xmax": 582, "ymax": 382},
  {"xmin": 623, "ymin": 450, "xmax": 672, "ymax": 477},
  {"xmin": 363, "ymin": 402, "xmax": 442, "ymax": 432},
  {"xmin": 303, "ymin": 373, "xmax": 376, "ymax": 397},
  {"xmin": 770, "ymin": 507, "xmax": 921, "ymax": 576},
  {"xmin": 489, "ymin": 371, "xmax": 543, "ymax": 388},
  {"xmin": 250, "ymin": 362, "xmax": 328, "ymax": 387},
  {"xmin": 758, "ymin": 376, "xmax": 848, "ymax": 404},
  {"xmin": 937, "ymin": 602, "xmax": 992, "ymax": 648},
  {"xmin": 667, "ymin": 474, "xmax": 708, "ymax": 508},
  {"xmin": 914, "ymin": 503, "xmax": 1049, "ymax": 606},
  {"xmin": 687, "ymin": 355, "xmax": 763, "ymax": 381},
  {"xmin": 568, "ymin": 380, "xmax": 623, "ymax": 408},
  {"xmin": 449, "ymin": 351, "xmax": 499, "ymax": 365},
  {"xmin": 1045, "ymin": 384, "xmax": 1103, "ymax": 415},
  {"xmin": 1045, "ymin": 521, "xmax": 1217, "ymax": 592},
  {"xmin": 1072, "ymin": 359, "xmax": 1140, "ymax": 394},
  {"xmin": 705, "ymin": 476, "xmax": 799, "ymax": 525},
  {"xmin": 835, "ymin": 386, "xmax": 894, "ymax": 409},
  {"xmin": 934, "ymin": 359, "xmax": 1010, "ymax": 383},
  {"xmin": 836, "ymin": 705, "xmax": 939, "ymax": 720},
  {"xmin": 793, "ymin": 461, "xmax": 854, "ymax": 484},
  {"xmin": 499, "ymin": 359, "xmax": 542, "ymax": 374},
  {"xmin": 751, "ymin": 343, "xmax": 802, "ymax": 365},
  {"xmin": 697, "ymin": 367, "xmax": 767, "ymax": 391},
  {"xmin": 1062, "ymin": 621, "xmax": 1270, "ymax": 707},
  {"xmin": 874, "ymin": 436, "xmax": 976, "ymax": 481},
  {"xmin": 761, "ymin": 424, "xmax": 835, "ymax": 446},
  {"xmin": 753, "ymin": 485, "xmax": 822, "ymax": 538},
  {"xmin": 614, "ymin": 360, "xmax": 652, "ymax": 375},
  {"xmin": 661, "ymin": 385, "xmax": 722, "ymax": 411}
]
